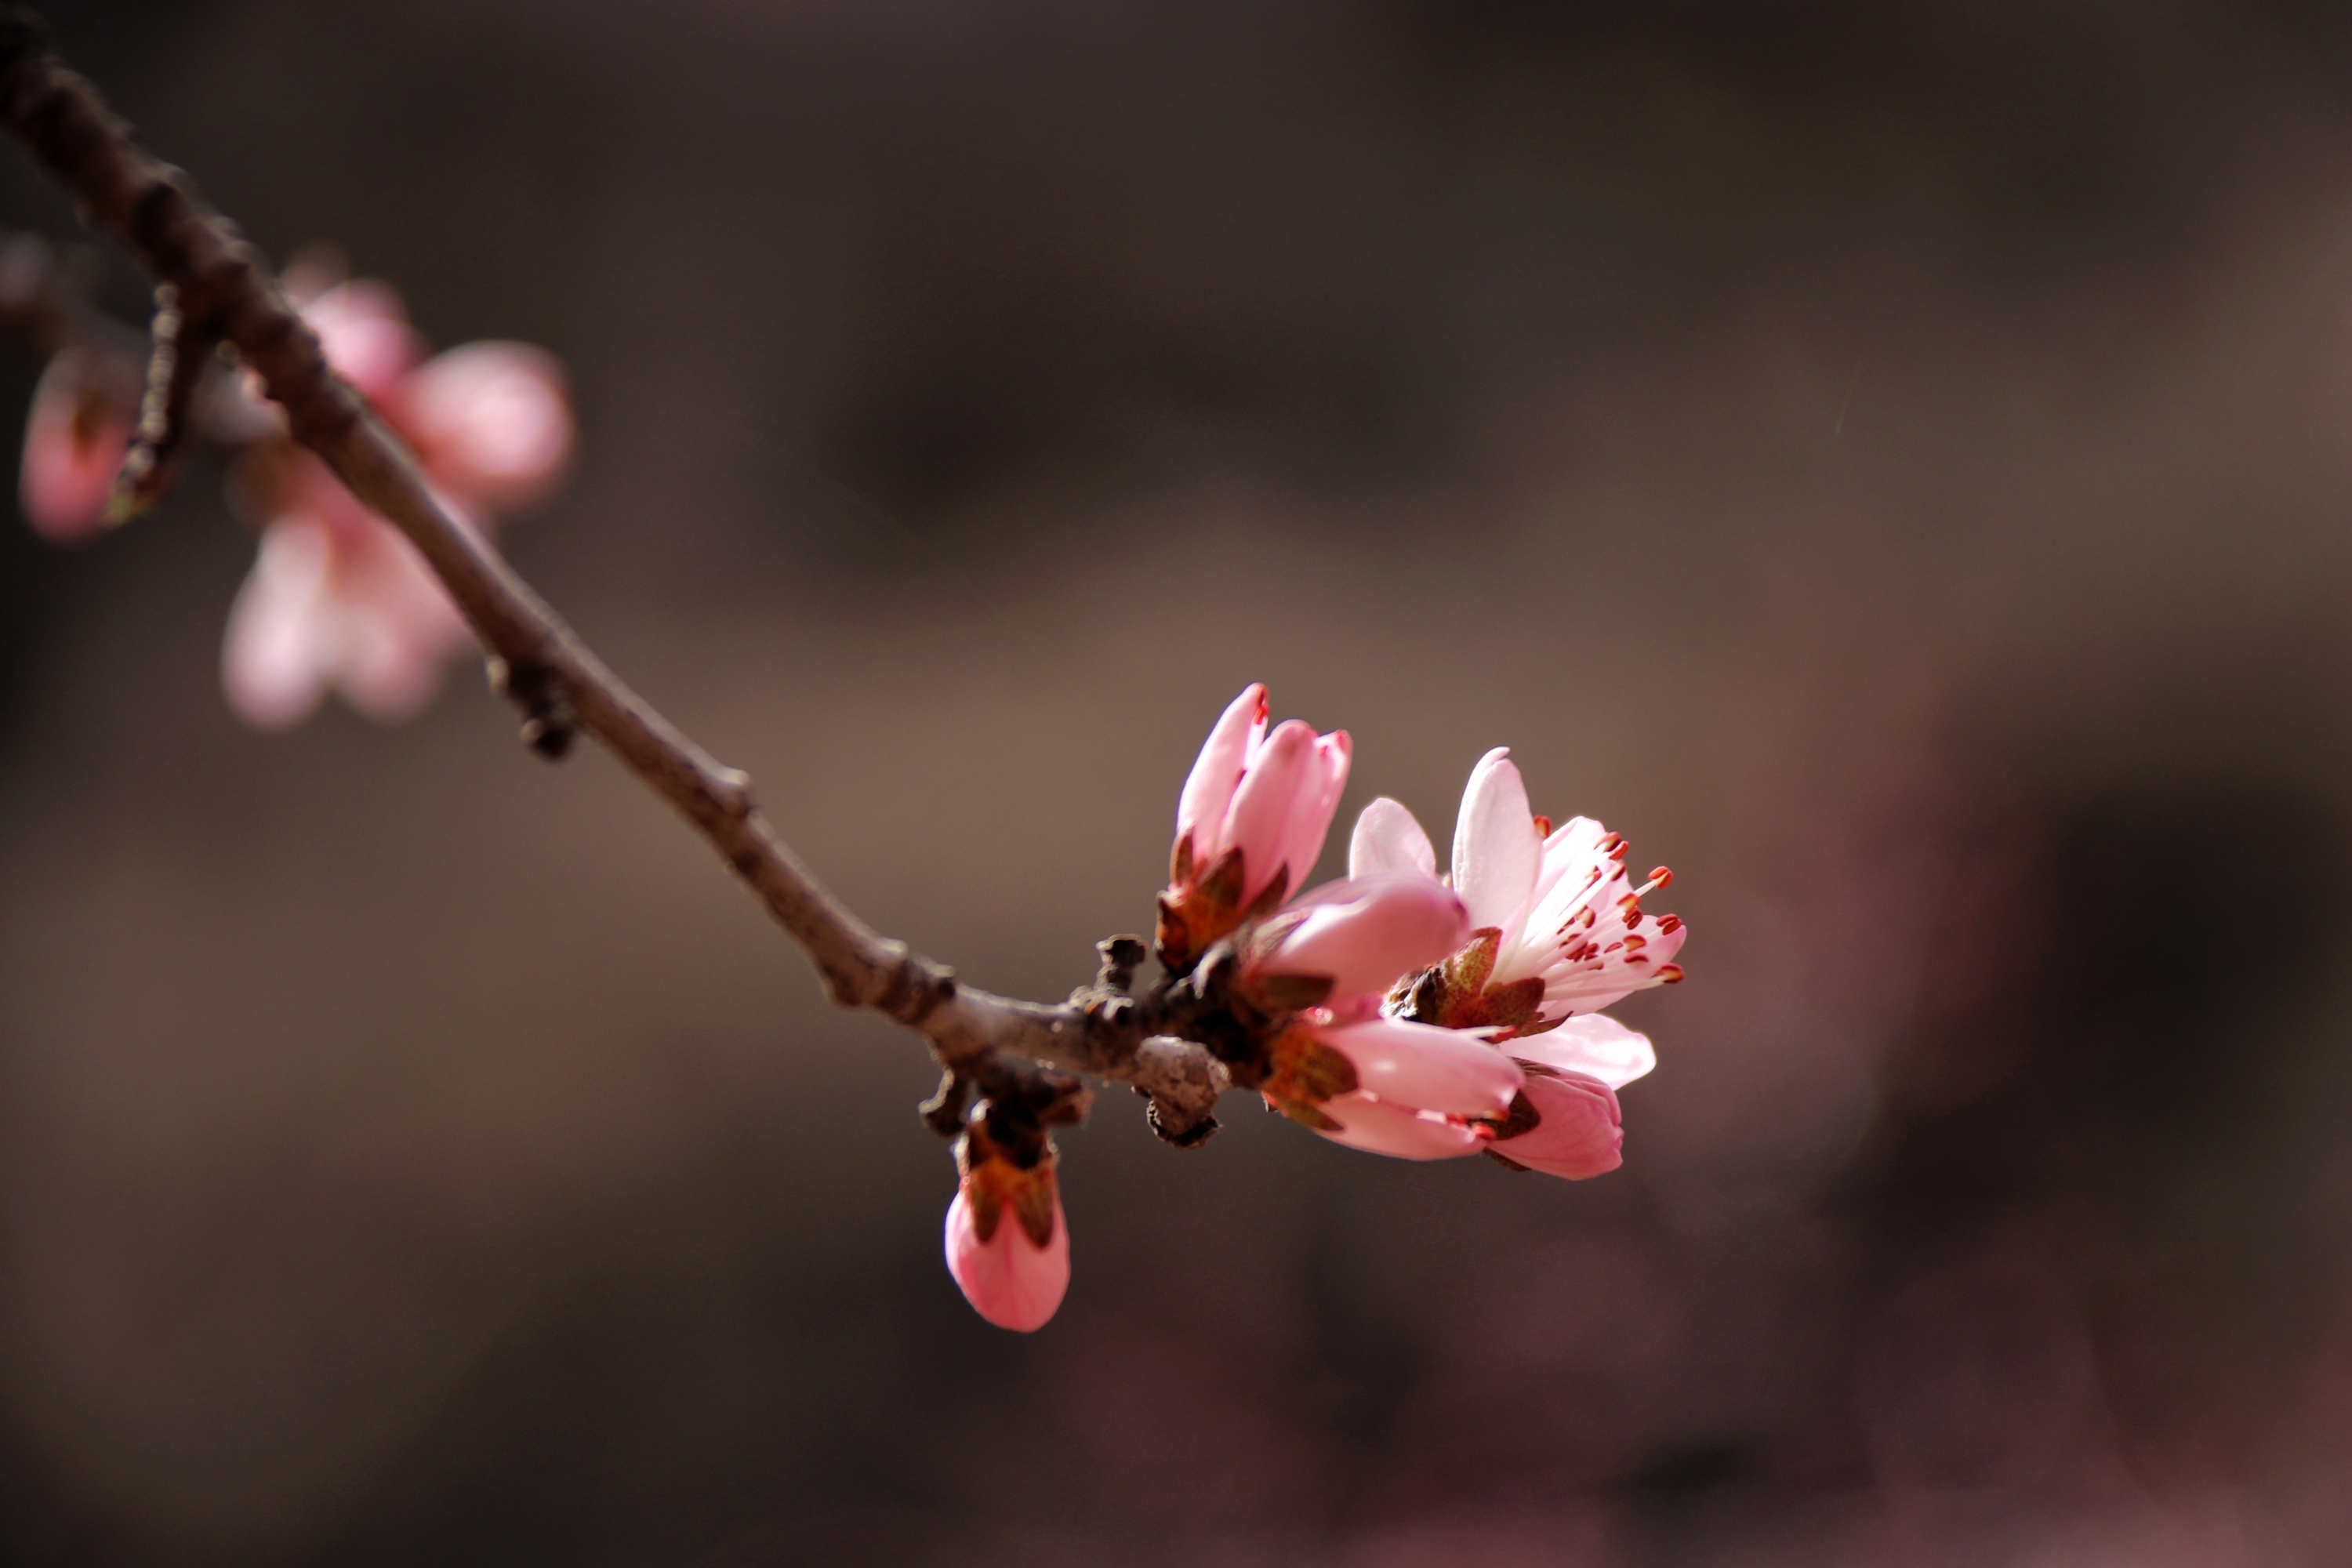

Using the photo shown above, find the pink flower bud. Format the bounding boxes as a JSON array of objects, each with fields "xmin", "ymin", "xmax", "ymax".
[
  {"xmin": 1256, "ymin": 875, "xmax": 1469, "ymax": 1001},
  {"xmin": 1171, "ymin": 685, "xmax": 1349, "ymax": 906},
  {"xmin": 1174, "ymin": 683, "xmax": 1267, "ymax": 862},
  {"xmin": 1491, "ymin": 1068, "xmax": 1623, "ymax": 1181},
  {"xmin": 1161, "ymin": 684, "xmax": 1351, "ymax": 970},
  {"xmin": 20, "ymin": 349, "xmax": 130, "ymax": 543},
  {"xmin": 943, "ymin": 1163, "xmax": 1071, "ymax": 1334}
]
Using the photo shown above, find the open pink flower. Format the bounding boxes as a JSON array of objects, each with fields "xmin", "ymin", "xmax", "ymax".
[
  {"xmin": 19, "ymin": 347, "xmax": 132, "ymax": 543},
  {"xmin": 944, "ymin": 1145, "xmax": 1071, "ymax": 1333},
  {"xmin": 1158, "ymin": 684, "xmax": 1351, "ymax": 971},
  {"xmin": 1350, "ymin": 748, "xmax": 1685, "ymax": 1033},
  {"xmin": 1344, "ymin": 750, "xmax": 1682, "ymax": 1181},
  {"xmin": 221, "ymin": 277, "xmax": 572, "ymax": 728}
]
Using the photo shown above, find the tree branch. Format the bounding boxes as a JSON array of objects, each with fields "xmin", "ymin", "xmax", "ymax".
[{"xmin": 0, "ymin": 9, "xmax": 1229, "ymax": 1140}]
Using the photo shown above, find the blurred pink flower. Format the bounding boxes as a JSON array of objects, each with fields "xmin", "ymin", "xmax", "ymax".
[
  {"xmin": 222, "ymin": 277, "xmax": 572, "ymax": 728},
  {"xmin": 1159, "ymin": 684, "xmax": 1351, "ymax": 971},
  {"xmin": 945, "ymin": 1146, "xmax": 1071, "ymax": 1333},
  {"xmin": 18, "ymin": 347, "xmax": 132, "ymax": 543}
]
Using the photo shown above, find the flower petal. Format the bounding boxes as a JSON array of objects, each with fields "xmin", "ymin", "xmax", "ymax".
[
  {"xmin": 1508, "ymin": 1013, "xmax": 1657, "ymax": 1090},
  {"xmin": 1276, "ymin": 728, "xmax": 1351, "ymax": 895},
  {"xmin": 1175, "ymin": 684, "xmax": 1265, "ymax": 861},
  {"xmin": 1314, "ymin": 1091, "xmax": 1486, "ymax": 1161},
  {"xmin": 221, "ymin": 518, "xmax": 340, "ymax": 729},
  {"xmin": 302, "ymin": 280, "xmax": 423, "ymax": 403},
  {"xmin": 1316, "ymin": 1016, "xmax": 1523, "ymax": 1116},
  {"xmin": 1218, "ymin": 719, "xmax": 1318, "ymax": 902},
  {"xmin": 1494, "ymin": 1070, "xmax": 1623, "ymax": 1180},
  {"xmin": 397, "ymin": 342, "xmax": 572, "ymax": 512},
  {"xmin": 1348, "ymin": 796, "xmax": 1437, "ymax": 882},
  {"xmin": 1262, "ymin": 875, "xmax": 1468, "ymax": 1000},
  {"xmin": 1453, "ymin": 748, "xmax": 1541, "ymax": 933}
]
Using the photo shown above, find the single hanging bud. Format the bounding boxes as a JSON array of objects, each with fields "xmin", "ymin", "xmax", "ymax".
[
  {"xmin": 942, "ymin": 1105, "xmax": 1071, "ymax": 1332},
  {"xmin": 1157, "ymin": 684, "xmax": 1351, "ymax": 974}
]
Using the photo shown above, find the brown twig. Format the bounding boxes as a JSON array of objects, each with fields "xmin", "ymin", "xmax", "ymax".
[{"xmin": 0, "ymin": 9, "xmax": 1229, "ymax": 1142}]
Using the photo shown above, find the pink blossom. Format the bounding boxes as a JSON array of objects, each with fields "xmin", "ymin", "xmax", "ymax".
[
  {"xmin": 221, "ymin": 278, "xmax": 571, "ymax": 728},
  {"xmin": 19, "ymin": 347, "xmax": 132, "ymax": 543},
  {"xmin": 1159, "ymin": 684, "xmax": 1351, "ymax": 970},
  {"xmin": 1343, "ymin": 752, "xmax": 1681, "ymax": 1181},
  {"xmin": 1348, "ymin": 748, "xmax": 1686, "ymax": 1031},
  {"xmin": 944, "ymin": 1153, "xmax": 1071, "ymax": 1333}
]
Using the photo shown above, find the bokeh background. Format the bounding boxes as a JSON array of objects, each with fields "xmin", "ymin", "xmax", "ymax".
[{"xmin": 6, "ymin": 1, "xmax": 2352, "ymax": 1562}]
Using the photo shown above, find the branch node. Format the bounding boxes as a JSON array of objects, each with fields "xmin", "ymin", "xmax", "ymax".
[
  {"xmin": 917, "ymin": 1068, "xmax": 970, "ymax": 1139},
  {"xmin": 485, "ymin": 655, "xmax": 578, "ymax": 761},
  {"xmin": 1146, "ymin": 1098, "xmax": 1220, "ymax": 1149},
  {"xmin": 1094, "ymin": 934, "xmax": 1149, "ymax": 993},
  {"xmin": 873, "ymin": 942, "xmax": 956, "ymax": 1027}
]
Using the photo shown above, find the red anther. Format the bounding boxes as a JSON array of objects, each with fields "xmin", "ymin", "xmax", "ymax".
[
  {"xmin": 1617, "ymin": 894, "xmax": 1642, "ymax": 917},
  {"xmin": 1656, "ymin": 964, "xmax": 1685, "ymax": 984},
  {"xmin": 1647, "ymin": 866, "xmax": 1673, "ymax": 887},
  {"xmin": 1532, "ymin": 814, "xmax": 1552, "ymax": 837},
  {"xmin": 1602, "ymin": 940, "xmax": 1624, "ymax": 953},
  {"xmin": 1622, "ymin": 934, "xmax": 1646, "ymax": 952},
  {"xmin": 1657, "ymin": 914, "xmax": 1682, "ymax": 934}
]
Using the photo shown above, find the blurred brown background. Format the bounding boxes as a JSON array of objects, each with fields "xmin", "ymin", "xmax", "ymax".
[{"xmin": 7, "ymin": 1, "xmax": 2352, "ymax": 1562}]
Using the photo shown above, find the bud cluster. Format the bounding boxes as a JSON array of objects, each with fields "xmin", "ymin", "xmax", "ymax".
[{"xmin": 939, "ymin": 684, "xmax": 1687, "ymax": 1331}]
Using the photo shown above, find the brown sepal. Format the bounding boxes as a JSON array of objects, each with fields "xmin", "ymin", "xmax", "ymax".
[
  {"xmin": 1483, "ymin": 1147, "xmax": 1534, "ymax": 1173},
  {"xmin": 1198, "ymin": 844, "xmax": 1246, "ymax": 909},
  {"xmin": 1012, "ymin": 1168, "xmax": 1058, "ymax": 1249},
  {"xmin": 1454, "ymin": 976, "xmax": 1546, "ymax": 1036},
  {"xmin": 1261, "ymin": 1024, "xmax": 1360, "ymax": 1106},
  {"xmin": 1243, "ymin": 970, "xmax": 1334, "ymax": 1016},
  {"xmin": 1156, "ymin": 844, "xmax": 1252, "ymax": 971},
  {"xmin": 1238, "ymin": 862, "xmax": 1291, "ymax": 924},
  {"xmin": 1446, "ymin": 928, "xmax": 1503, "ymax": 998},
  {"xmin": 1487, "ymin": 1087, "xmax": 1544, "ymax": 1142},
  {"xmin": 1171, "ymin": 832, "xmax": 1196, "ymax": 886},
  {"xmin": 968, "ymin": 1178, "xmax": 1004, "ymax": 1244},
  {"xmin": 1269, "ymin": 1094, "xmax": 1343, "ymax": 1132}
]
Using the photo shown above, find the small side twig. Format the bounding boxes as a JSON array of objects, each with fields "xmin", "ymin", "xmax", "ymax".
[
  {"xmin": 109, "ymin": 280, "xmax": 213, "ymax": 520},
  {"xmin": 0, "ymin": 9, "xmax": 1231, "ymax": 1135}
]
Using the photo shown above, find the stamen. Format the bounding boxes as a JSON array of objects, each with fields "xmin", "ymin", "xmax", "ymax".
[{"xmin": 1656, "ymin": 964, "xmax": 1685, "ymax": 984}]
